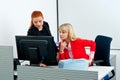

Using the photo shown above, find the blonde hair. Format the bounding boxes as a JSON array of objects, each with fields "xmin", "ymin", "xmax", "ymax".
[
  {"xmin": 29, "ymin": 10, "xmax": 44, "ymax": 29},
  {"xmin": 59, "ymin": 23, "xmax": 76, "ymax": 41}
]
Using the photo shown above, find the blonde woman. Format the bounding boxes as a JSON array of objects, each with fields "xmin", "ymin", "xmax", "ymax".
[{"xmin": 58, "ymin": 23, "xmax": 96, "ymax": 65}]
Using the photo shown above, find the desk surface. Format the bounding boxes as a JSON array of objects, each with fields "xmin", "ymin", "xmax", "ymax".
[{"xmin": 89, "ymin": 66, "xmax": 114, "ymax": 80}]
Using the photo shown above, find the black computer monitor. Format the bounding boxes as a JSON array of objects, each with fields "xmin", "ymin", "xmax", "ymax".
[{"xmin": 15, "ymin": 36, "xmax": 58, "ymax": 66}]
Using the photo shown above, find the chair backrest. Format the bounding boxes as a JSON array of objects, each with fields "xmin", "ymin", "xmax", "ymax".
[
  {"xmin": 94, "ymin": 35, "xmax": 115, "ymax": 79},
  {"xmin": 94, "ymin": 35, "xmax": 112, "ymax": 66}
]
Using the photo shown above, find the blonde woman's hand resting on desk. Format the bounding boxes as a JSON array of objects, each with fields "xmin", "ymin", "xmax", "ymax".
[{"xmin": 89, "ymin": 51, "xmax": 95, "ymax": 66}]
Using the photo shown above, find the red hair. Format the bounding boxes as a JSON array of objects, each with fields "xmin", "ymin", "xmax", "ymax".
[{"xmin": 29, "ymin": 11, "xmax": 44, "ymax": 29}]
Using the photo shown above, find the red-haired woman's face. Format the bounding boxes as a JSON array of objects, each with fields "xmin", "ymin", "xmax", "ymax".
[{"xmin": 32, "ymin": 16, "xmax": 44, "ymax": 30}]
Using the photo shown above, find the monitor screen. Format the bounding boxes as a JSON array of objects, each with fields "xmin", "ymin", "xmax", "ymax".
[{"xmin": 15, "ymin": 36, "xmax": 58, "ymax": 66}]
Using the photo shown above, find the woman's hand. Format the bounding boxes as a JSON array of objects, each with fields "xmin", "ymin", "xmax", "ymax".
[
  {"xmin": 89, "ymin": 58, "xmax": 93, "ymax": 66},
  {"xmin": 89, "ymin": 51, "xmax": 95, "ymax": 66},
  {"xmin": 59, "ymin": 41, "xmax": 67, "ymax": 52},
  {"xmin": 56, "ymin": 52, "xmax": 59, "ymax": 61},
  {"xmin": 39, "ymin": 63, "xmax": 47, "ymax": 67}
]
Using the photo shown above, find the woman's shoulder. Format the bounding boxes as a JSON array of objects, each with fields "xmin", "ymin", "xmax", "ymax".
[
  {"xmin": 43, "ymin": 21, "xmax": 48, "ymax": 24},
  {"xmin": 28, "ymin": 26, "xmax": 38, "ymax": 33},
  {"xmin": 43, "ymin": 21, "xmax": 49, "ymax": 26},
  {"xmin": 74, "ymin": 37, "xmax": 82, "ymax": 41},
  {"xmin": 71, "ymin": 37, "xmax": 82, "ymax": 43},
  {"xmin": 76, "ymin": 37, "xmax": 90, "ymax": 41},
  {"xmin": 29, "ymin": 26, "xmax": 37, "ymax": 30},
  {"xmin": 74, "ymin": 37, "xmax": 95, "ymax": 44},
  {"xmin": 72, "ymin": 37, "xmax": 89, "ymax": 44}
]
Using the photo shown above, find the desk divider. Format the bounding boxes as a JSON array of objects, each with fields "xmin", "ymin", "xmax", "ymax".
[
  {"xmin": 0, "ymin": 46, "xmax": 13, "ymax": 80},
  {"xmin": 17, "ymin": 65, "xmax": 98, "ymax": 80}
]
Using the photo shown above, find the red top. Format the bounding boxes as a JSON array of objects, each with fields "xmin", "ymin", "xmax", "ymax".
[{"xmin": 59, "ymin": 38, "xmax": 96, "ymax": 60}]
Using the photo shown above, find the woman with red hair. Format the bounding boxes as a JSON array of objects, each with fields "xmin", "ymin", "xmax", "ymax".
[
  {"xmin": 27, "ymin": 10, "xmax": 58, "ymax": 67},
  {"xmin": 27, "ymin": 10, "xmax": 52, "ymax": 36}
]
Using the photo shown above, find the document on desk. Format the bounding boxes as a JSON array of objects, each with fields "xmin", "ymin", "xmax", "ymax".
[{"xmin": 88, "ymin": 66, "xmax": 114, "ymax": 80}]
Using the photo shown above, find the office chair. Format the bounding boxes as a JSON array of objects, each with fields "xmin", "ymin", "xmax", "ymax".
[{"xmin": 93, "ymin": 35, "xmax": 115, "ymax": 80}]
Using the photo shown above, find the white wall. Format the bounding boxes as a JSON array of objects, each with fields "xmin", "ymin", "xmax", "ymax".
[
  {"xmin": 0, "ymin": 0, "xmax": 57, "ymax": 58},
  {"xmin": 58, "ymin": 0, "xmax": 120, "ymax": 49}
]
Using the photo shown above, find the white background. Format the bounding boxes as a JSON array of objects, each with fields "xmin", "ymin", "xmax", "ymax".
[
  {"xmin": 58, "ymin": 0, "xmax": 120, "ymax": 49},
  {"xmin": 0, "ymin": 0, "xmax": 57, "ymax": 58}
]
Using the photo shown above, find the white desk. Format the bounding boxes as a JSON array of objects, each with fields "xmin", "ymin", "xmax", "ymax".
[
  {"xmin": 48, "ymin": 66, "xmax": 114, "ymax": 80},
  {"xmin": 16, "ymin": 54, "xmax": 116, "ymax": 80},
  {"xmin": 49, "ymin": 66, "xmax": 114, "ymax": 80},
  {"xmin": 89, "ymin": 66, "xmax": 114, "ymax": 80},
  {"xmin": 17, "ymin": 65, "xmax": 114, "ymax": 80}
]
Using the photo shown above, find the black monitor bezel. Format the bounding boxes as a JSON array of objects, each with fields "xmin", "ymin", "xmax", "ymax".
[{"xmin": 15, "ymin": 35, "xmax": 58, "ymax": 65}]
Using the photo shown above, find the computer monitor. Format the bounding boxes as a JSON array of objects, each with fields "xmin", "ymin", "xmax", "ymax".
[{"xmin": 15, "ymin": 36, "xmax": 58, "ymax": 66}]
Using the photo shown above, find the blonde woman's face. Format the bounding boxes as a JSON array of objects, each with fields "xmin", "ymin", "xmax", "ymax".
[
  {"xmin": 59, "ymin": 29, "xmax": 68, "ymax": 41},
  {"xmin": 32, "ymin": 16, "xmax": 44, "ymax": 29}
]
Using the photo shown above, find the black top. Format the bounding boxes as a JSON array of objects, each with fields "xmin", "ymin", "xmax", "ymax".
[{"xmin": 27, "ymin": 21, "xmax": 52, "ymax": 36}]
